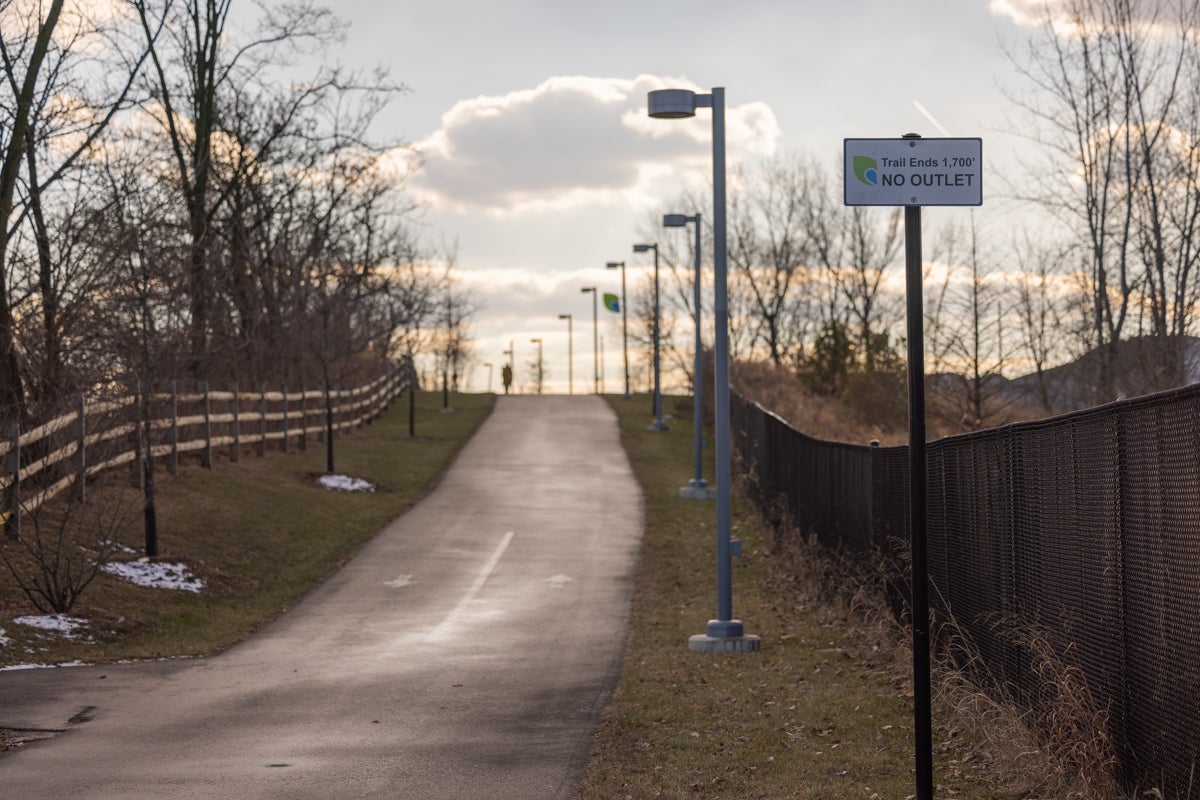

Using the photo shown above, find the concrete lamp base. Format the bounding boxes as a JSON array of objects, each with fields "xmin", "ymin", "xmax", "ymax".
[
  {"xmin": 689, "ymin": 619, "xmax": 761, "ymax": 653},
  {"xmin": 688, "ymin": 633, "xmax": 762, "ymax": 653},
  {"xmin": 647, "ymin": 420, "xmax": 669, "ymax": 432},
  {"xmin": 679, "ymin": 480, "xmax": 716, "ymax": 501}
]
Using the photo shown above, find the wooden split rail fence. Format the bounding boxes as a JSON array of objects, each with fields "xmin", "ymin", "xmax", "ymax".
[{"xmin": 1, "ymin": 364, "xmax": 413, "ymax": 538}]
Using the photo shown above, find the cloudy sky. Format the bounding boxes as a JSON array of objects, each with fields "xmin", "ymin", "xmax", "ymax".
[{"xmin": 308, "ymin": 0, "xmax": 1050, "ymax": 392}]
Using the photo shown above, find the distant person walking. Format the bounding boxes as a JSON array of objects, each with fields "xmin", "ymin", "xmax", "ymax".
[{"xmin": 501, "ymin": 363, "xmax": 513, "ymax": 395}]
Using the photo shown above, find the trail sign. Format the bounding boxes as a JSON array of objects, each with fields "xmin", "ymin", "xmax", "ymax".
[
  {"xmin": 844, "ymin": 137, "xmax": 982, "ymax": 207},
  {"xmin": 842, "ymin": 131, "xmax": 983, "ymax": 800}
]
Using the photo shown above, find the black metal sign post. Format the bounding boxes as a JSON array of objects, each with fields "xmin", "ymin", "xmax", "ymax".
[
  {"xmin": 904, "ymin": 196, "xmax": 933, "ymax": 800},
  {"xmin": 844, "ymin": 132, "xmax": 982, "ymax": 800}
]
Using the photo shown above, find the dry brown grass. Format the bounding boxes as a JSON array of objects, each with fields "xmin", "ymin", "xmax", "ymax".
[
  {"xmin": 767, "ymin": 515, "xmax": 1134, "ymax": 799},
  {"xmin": 730, "ymin": 358, "xmax": 1058, "ymax": 446},
  {"xmin": 731, "ymin": 361, "xmax": 907, "ymax": 446},
  {"xmin": 929, "ymin": 611, "xmax": 1128, "ymax": 800}
]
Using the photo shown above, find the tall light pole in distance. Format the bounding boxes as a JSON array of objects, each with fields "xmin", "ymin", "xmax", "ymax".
[
  {"xmin": 634, "ymin": 242, "xmax": 667, "ymax": 432},
  {"xmin": 581, "ymin": 286, "xmax": 599, "ymax": 393},
  {"xmin": 530, "ymin": 338, "xmax": 544, "ymax": 394},
  {"xmin": 606, "ymin": 261, "xmax": 630, "ymax": 399},
  {"xmin": 480, "ymin": 361, "xmax": 494, "ymax": 393},
  {"xmin": 558, "ymin": 314, "xmax": 573, "ymax": 394},
  {"xmin": 650, "ymin": 85, "xmax": 758, "ymax": 652},
  {"xmin": 666, "ymin": 212, "xmax": 714, "ymax": 500}
]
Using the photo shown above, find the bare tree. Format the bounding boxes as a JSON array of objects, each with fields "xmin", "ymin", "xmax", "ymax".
[
  {"xmin": 132, "ymin": 0, "xmax": 342, "ymax": 379},
  {"xmin": 1007, "ymin": 0, "xmax": 1200, "ymax": 399},
  {"xmin": 926, "ymin": 215, "xmax": 1016, "ymax": 430},
  {"xmin": 1013, "ymin": 234, "xmax": 1072, "ymax": 413},
  {"xmin": 727, "ymin": 154, "xmax": 824, "ymax": 367},
  {"xmin": 0, "ymin": 0, "xmax": 66, "ymax": 420},
  {"xmin": 833, "ymin": 206, "xmax": 903, "ymax": 374},
  {"xmin": 432, "ymin": 251, "xmax": 480, "ymax": 407},
  {"xmin": 0, "ymin": 0, "xmax": 149, "ymax": 419},
  {"xmin": 0, "ymin": 488, "xmax": 127, "ymax": 613},
  {"xmin": 627, "ymin": 269, "xmax": 679, "ymax": 394}
]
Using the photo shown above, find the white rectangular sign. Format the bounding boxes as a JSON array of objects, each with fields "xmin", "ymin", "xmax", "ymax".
[{"xmin": 843, "ymin": 137, "xmax": 982, "ymax": 207}]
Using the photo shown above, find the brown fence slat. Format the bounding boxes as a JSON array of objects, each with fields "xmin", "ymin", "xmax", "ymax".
[{"xmin": 0, "ymin": 365, "xmax": 410, "ymax": 526}]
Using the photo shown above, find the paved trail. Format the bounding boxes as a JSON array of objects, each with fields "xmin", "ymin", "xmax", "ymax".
[{"xmin": 0, "ymin": 395, "xmax": 642, "ymax": 799}]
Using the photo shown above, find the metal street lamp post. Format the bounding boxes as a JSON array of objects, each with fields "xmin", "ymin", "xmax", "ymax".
[
  {"xmin": 558, "ymin": 314, "xmax": 573, "ymax": 394},
  {"xmin": 480, "ymin": 361, "xmax": 494, "ymax": 393},
  {"xmin": 634, "ymin": 243, "xmax": 667, "ymax": 431},
  {"xmin": 530, "ymin": 338, "xmax": 544, "ymax": 395},
  {"xmin": 665, "ymin": 212, "xmax": 714, "ymax": 500},
  {"xmin": 650, "ymin": 85, "xmax": 758, "ymax": 651},
  {"xmin": 606, "ymin": 261, "xmax": 630, "ymax": 399},
  {"xmin": 580, "ymin": 287, "xmax": 599, "ymax": 393}
]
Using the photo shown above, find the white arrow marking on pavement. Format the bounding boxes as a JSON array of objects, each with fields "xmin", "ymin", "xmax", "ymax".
[
  {"xmin": 543, "ymin": 574, "xmax": 574, "ymax": 589},
  {"xmin": 385, "ymin": 574, "xmax": 415, "ymax": 588}
]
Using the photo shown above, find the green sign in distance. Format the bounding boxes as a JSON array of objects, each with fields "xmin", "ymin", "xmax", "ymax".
[{"xmin": 844, "ymin": 137, "xmax": 982, "ymax": 207}]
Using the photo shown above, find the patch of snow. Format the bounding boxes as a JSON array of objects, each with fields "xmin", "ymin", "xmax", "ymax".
[
  {"xmin": 101, "ymin": 558, "xmax": 204, "ymax": 593},
  {"xmin": 316, "ymin": 474, "xmax": 376, "ymax": 492},
  {"xmin": 0, "ymin": 660, "xmax": 91, "ymax": 672},
  {"xmin": 13, "ymin": 615, "xmax": 89, "ymax": 638},
  {"xmin": 0, "ymin": 627, "xmax": 8, "ymax": 647}
]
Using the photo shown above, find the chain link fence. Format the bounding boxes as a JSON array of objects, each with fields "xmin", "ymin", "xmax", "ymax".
[{"xmin": 732, "ymin": 386, "xmax": 1200, "ymax": 796}]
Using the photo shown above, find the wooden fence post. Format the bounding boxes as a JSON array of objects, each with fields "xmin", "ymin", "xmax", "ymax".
[
  {"xmin": 230, "ymin": 382, "xmax": 240, "ymax": 463},
  {"xmin": 169, "ymin": 381, "xmax": 179, "ymax": 476},
  {"xmin": 334, "ymin": 383, "xmax": 341, "ymax": 439},
  {"xmin": 73, "ymin": 393, "xmax": 86, "ymax": 502},
  {"xmin": 4, "ymin": 422, "xmax": 19, "ymax": 539},
  {"xmin": 317, "ymin": 386, "xmax": 326, "ymax": 445},
  {"xmin": 202, "ymin": 381, "xmax": 212, "ymax": 469},
  {"xmin": 409, "ymin": 371, "xmax": 416, "ymax": 439},
  {"xmin": 132, "ymin": 384, "xmax": 144, "ymax": 487},
  {"xmin": 299, "ymin": 385, "xmax": 308, "ymax": 451},
  {"xmin": 324, "ymin": 385, "xmax": 335, "ymax": 473},
  {"xmin": 257, "ymin": 385, "xmax": 267, "ymax": 458},
  {"xmin": 281, "ymin": 386, "xmax": 289, "ymax": 453}
]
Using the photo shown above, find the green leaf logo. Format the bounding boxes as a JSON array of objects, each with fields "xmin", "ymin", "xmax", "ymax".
[{"xmin": 853, "ymin": 155, "xmax": 879, "ymax": 186}]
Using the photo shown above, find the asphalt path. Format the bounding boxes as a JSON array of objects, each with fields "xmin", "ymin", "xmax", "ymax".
[{"xmin": 0, "ymin": 395, "xmax": 643, "ymax": 799}]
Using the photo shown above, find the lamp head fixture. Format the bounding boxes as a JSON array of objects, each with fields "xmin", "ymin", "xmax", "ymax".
[
  {"xmin": 648, "ymin": 88, "xmax": 699, "ymax": 119},
  {"xmin": 663, "ymin": 213, "xmax": 694, "ymax": 227},
  {"xmin": 605, "ymin": 261, "xmax": 624, "ymax": 269},
  {"xmin": 633, "ymin": 243, "xmax": 655, "ymax": 253}
]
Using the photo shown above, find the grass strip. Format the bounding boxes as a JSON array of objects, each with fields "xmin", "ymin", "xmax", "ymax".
[
  {"xmin": 578, "ymin": 395, "xmax": 1020, "ymax": 800},
  {"xmin": 0, "ymin": 392, "xmax": 493, "ymax": 668}
]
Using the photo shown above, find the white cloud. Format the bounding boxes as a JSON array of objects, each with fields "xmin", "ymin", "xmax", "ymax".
[
  {"xmin": 989, "ymin": 0, "xmax": 1058, "ymax": 27},
  {"xmin": 990, "ymin": 0, "xmax": 1185, "ymax": 31},
  {"xmin": 403, "ymin": 74, "xmax": 780, "ymax": 216}
]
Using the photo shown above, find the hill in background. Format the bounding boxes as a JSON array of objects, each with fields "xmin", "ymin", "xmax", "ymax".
[{"xmin": 731, "ymin": 335, "xmax": 1200, "ymax": 446}]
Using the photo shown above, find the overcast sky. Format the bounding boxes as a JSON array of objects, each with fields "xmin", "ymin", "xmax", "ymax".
[{"xmin": 302, "ymin": 0, "xmax": 1051, "ymax": 393}]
